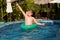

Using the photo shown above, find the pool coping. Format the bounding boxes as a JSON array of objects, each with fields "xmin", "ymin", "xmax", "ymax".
[
  {"xmin": 0, "ymin": 19, "xmax": 60, "ymax": 28},
  {"xmin": 0, "ymin": 21, "xmax": 24, "ymax": 28}
]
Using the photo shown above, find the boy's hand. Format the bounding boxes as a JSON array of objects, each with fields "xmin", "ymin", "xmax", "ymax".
[
  {"xmin": 16, "ymin": 2, "xmax": 19, "ymax": 6},
  {"xmin": 41, "ymin": 23, "xmax": 45, "ymax": 26}
]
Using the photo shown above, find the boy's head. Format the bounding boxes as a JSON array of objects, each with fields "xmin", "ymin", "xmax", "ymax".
[{"xmin": 26, "ymin": 9, "xmax": 33, "ymax": 16}]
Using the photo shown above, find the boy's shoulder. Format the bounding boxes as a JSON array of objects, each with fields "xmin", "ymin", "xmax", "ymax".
[{"xmin": 31, "ymin": 17, "xmax": 35, "ymax": 19}]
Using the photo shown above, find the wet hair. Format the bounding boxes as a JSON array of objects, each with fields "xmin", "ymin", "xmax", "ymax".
[
  {"xmin": 32, "ymin": 10, "xmax": 35, "ymax": 17},
  {"xmin": 26, "ymin": 9, "xmax": 35, "ymax": 17},
  {"xmin": 26, "ymin": 9, "xmax": 33, "ymax": 13}
]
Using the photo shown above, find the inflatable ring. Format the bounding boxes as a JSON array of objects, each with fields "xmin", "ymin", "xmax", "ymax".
[{"xmin": 20, "ymin": 23, "xmax": 37, "ymax": 30}]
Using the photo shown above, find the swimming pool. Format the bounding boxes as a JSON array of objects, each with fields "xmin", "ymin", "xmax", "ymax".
[{"xmin": 0, "ymin": 20, "xmax": 60, "ymax": 40}]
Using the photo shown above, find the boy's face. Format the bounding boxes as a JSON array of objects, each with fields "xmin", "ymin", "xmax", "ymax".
[{"xmin": 26, "ymin": 10, "xmax": 33, "ymax": 16}]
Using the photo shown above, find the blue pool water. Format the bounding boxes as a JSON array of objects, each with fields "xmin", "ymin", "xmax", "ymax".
[{"xmin": 0, "ymin": 20, "xmax": 60, "ymax": 40}]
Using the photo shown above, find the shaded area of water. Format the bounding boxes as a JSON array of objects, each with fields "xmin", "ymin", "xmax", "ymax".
[{"xmin": 0, "ymin": 22, "xmax": 60, "ymax": 40}]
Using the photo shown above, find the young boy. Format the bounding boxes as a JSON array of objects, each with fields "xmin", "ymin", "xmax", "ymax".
[{"xmin": 16, "ymin": 2, "xmax": 44, "ymax": 30}]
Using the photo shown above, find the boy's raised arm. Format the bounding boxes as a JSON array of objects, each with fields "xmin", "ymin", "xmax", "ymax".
[{"xmin": 16, "ymin": 2, "xmax": 27, "ymax": 17}]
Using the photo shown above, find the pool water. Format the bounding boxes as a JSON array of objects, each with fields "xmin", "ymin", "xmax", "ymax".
[{"xmin": 0, "ymin": 20, "xmax": 60, "ymax": 40}]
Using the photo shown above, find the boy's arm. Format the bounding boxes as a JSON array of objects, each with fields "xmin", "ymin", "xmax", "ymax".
[
  {"xmin": 33, "ymin": 18, "xmax": 45, "ymax": 26},
  {"xmin": 16, "ymin": 2, "xmax": 27, "ymax": 17}
]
